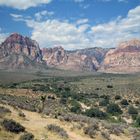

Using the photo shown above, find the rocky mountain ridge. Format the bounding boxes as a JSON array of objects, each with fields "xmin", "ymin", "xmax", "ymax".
[
  {"xmin": 0, "ymin": 33, "xmax": 45, "ymax": 69},
  {"xmin": 100, "ymin": 39, "xmax": 140, "ymax": 73},
  {"xmin": 0, "ymin": 33, "xmax": 140, "ymax": 73}
]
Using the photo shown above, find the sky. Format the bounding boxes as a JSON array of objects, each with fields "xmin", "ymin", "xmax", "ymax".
[{"xmin": 0, "ymin": 0, "xmax": 140, "ymax": 50}]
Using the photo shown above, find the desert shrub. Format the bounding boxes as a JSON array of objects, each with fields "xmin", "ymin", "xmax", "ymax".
[
  {"xmin": 60, "ymin": 97, "xmax": 67, "ymax": 105},
  {"xmin": 83, "ymin": 123, "xmax": 99, "ymax": 138},
  {"xmin": 109, "ymin": 124, "xmax": 124, "ymax": 136},
  {"xmin": 115, "ymin": 95, "xmax": 121, "ymax": 100},
  {"xmin": 107, "ymin": 103, "xmax": 122, "ymax": 115},
  {"xmin": 121, "ymin": 99, "xmax": 129, "ymax": 105},
  {"xmin": 101, "ymin": 131, "xmax": 110, "ymax": 140},
  {"xmin": 135, "ymin": 116, "xmax": 140, "ymax": 127},
  {"xmin": 18, "ymin": 111, "xmax": 26, "ymax": 118},
  {"xmin": 135, "ymin": 100, "xmax": 140, "ymax": 106},
  {"xmin": 128, "ymin": 106, "xmax": 138, "ymax": 119},
  {"xmin": 107, "ymin": 85, "xmax": 113, "ymax": 88},
  {"xmin": 0, "ymin": 106, "xmax": 11, "ymax": 116},
  {"xmin": 59, "ymin": 113, "xmax": 96, "ymax": 124},
  {"xmin": 99, "ymin": 99, "xmax": 109, "ymax": 106},
  {"xmin": 100, "ymin": 95, "xmax": 109, "ymax": 99},
  {"xmin": 91, "ymin": 93, "xmax": 99, "ymax": 98},
  {"xmin": 47, "ymin": 124, "xmax": 68, "ymax": 138},
  {"xmin": 2, "ymin": 119, "xmax": 25, "ymax": 133},
  {"xmin": 19, "ymin": 132, "xmax": 34, "ymax": 140},
  {"xmin": 0, "ymin": 94, "xmax": 39, "ymax": 112},
  {"xmin": 128, "ymin": 106, "xmax": 138, "ymax": 115},
  {"xmin": 70, "ymin": 100, "xmax": 81, "ymax": 113},
  {"xmin": 85, "ymin": 108, "xmax": 107, "ymax": 119}
]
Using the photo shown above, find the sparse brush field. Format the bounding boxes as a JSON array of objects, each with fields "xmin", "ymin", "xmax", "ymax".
[{"xmin": 0, "ymin": 70, "xmax": 140, "ymax": 140}]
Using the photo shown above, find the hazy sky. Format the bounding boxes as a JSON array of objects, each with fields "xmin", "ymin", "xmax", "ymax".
[{"xmin": 0, "ymin": 0, "xmax": 140, "ymax": 49}]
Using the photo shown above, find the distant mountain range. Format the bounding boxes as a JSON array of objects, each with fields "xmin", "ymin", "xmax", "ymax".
[{"xmin": 0, "ymin": 33, "xmax": 140, "ymax": 73}]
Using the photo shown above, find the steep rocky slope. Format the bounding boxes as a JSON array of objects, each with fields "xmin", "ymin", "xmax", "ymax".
[
  {"xmin": 101, "ymin": 39, "xmax": 140, "ymax": 73},
  {"xmin": 42, "ymin": 47, "xmax": 108, "ymax": 71},
  {"xmin": 0, "ymin": 33, "xmax": 45, "ymax": 70}
]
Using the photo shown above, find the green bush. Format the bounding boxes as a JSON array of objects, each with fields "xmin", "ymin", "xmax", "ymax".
[
  {"xmin": 85, "ymin": 108, "xmax": 107, "ymax": 119},
  {"xmin": 2, "ymin": 119, "xmax": 25, "ymax": 133},
  {"xmin": 19, "ymin": 132, "xmax": 34, "ymax": 140},
  {"xmin": 107, "ymin": 103, "xmax": 122, "ymax": 115}
]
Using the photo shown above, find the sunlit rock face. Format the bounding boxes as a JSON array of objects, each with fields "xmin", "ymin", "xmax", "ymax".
[
  {"xmin": 0, "ymin": 33, "xmax": 44, "ymax": 69},
  {"xmin": 101, "ymin": 39, "xmax": 140, "ymax": 73},
  {"xmin": 42, "ymin": 46, "xmax": 108, "ymax": 71}
]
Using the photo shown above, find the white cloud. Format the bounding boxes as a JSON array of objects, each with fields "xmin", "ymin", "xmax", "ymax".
[
  {"xmin": 0, "ymin": 0, "xmax": 52, "ymax": 10},
  {"xmin": 76, "ymin": 18, "xmax": 89, "ymax": 25},
  {"xmin": 11, "ymin": 5, "xmax": 140, "ymax": 50},
  {"xmin": 25, "ymin": 19, "xmax": 91, "ymax": 50},
  {"xmin": 91, "ymin": 6, "xmax": 140, "ymax": 47},
  {"xmin": 10, "ymin": 14, "xmax": 23, "ymax": 18},
  {"xmin": 35, "ymin": 10, "xmax": 54, "ymax": 21}
]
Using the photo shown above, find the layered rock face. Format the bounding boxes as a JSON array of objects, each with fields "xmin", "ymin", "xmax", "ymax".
[
  {"xmin": 101, "ymin": 39, "xmax": 140, "ymax": 73},
  {"xmin": 42, "ymin": 46, "xmax": 68, "ymax": 66},
  {"xmin": 0, "ymin": 33, "xmax": 44, "ymax": 69},
  {"xmin": 42, "ymin": 46, "xmax": 107, "ymax": 71}
]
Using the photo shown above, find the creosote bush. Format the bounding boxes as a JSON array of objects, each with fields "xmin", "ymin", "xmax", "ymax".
[{"xmin": 2, "ymin": 119, "xmax": 25, "ymax": 133}]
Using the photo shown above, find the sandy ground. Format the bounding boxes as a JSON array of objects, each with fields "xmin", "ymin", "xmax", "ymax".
[{"xmin": 0, "ymin": 104, "xmax": 131, "ymax": 140}]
